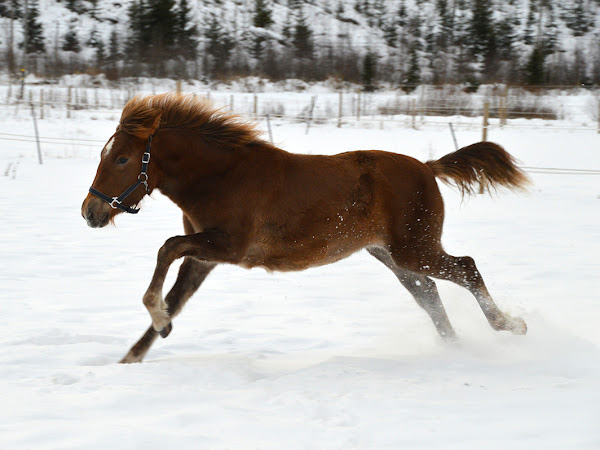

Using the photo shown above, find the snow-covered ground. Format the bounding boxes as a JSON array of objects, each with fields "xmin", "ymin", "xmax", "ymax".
[{"xmin": 1, "ymin": 99, "xmax": 599, "ymax": 448}]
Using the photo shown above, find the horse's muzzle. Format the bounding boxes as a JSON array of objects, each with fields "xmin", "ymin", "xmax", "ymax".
[{"xmin": 81, "ymin": 196, "xmax": 111, "ymax": 228}]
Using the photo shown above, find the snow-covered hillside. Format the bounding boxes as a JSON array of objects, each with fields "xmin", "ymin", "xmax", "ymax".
[{"xmin": 2, "ymin": 0, "xmax": 600, "ymax": 84}]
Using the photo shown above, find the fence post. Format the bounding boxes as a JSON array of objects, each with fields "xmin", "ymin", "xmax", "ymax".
[
  {"xmin": 411, "ymin": 98, "xmax": 416, "ymax": 129},
  {"xmin": 229, "ymin": 94, "xmax": 234, "ymax": 111},
  {"xmin": 253, "ymin": 94, "xmax": 258, "ymax": 116},
  {"xmin": 337, "ymin": 91, "xmax": 343, "ymax": 128},
  {"xmin": 30, "ymin": 102, "xmax": 43, "ymax": 165},
  {"xmin": 40, "ymin": 89, "xmax": 44, "ymax": 120},
  {"xmin": 597, "ymin": 100, "xmax": 600, "ymax": 134},
  {"xmin": 482, "ymin": 101, "xmax": 489, "ymax": 141},
  {"xmin": 176, "ymin": 80, "xmax": 182, "ymax": 94},
  {"xmin": 357, "ymin": 91, "xmax": 361, "ymax": 122},
  {"xmin": 67, "ymin": 86, "xmax": 72, "ymax": 119},
  {"xmin": 266, "ymin": 114, "xmax": 273, "ymax": 143}
]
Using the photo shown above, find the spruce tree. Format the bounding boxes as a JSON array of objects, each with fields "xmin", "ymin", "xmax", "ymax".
[
  {"xmin": 204, "ymin": 13, "xmax": 235, "ymax": 75},
  {"xmin": 175, "ymin": 0, "xmax": 198, "ymax": 59},
  {"xmin": 0, "ymin": 0, "xmax": 22, "ymax": 18},
  {"xmin": 404, "ymin": 45, "xmax": 420, "ymax": 92},
  {"xmin": 21, "ymin": 0, "xmax": 45, "ymax": 53},
  {"xmin": 62, "ymin": 24, "xmax": 81, "ymax": 52},
  {"xmin": 293, "ymin": 7, "xmax": 313, "ymax": 59},
  {"xmin": 525, "ymin": 46, "xmax": 545, "ymax": 85},
  {"xmin": 253, "ymin": 0, "xmax": 273, "ymax": 28},
  {"xmin": 362, "ymin": 50, "xmax": 377, "ymax": 91}
]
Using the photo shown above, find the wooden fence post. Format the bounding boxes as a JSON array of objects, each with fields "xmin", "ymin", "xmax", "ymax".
[
  {"xmin": 253, "ymin": 94, "xmax": 258, "ymax": 116},
  {"xmin": 67, "ymin": 86, "xmax": 72, "ymax": 119},
  {"xmin": 338, "ymin": 91, "xmax": 343, "ymax": 128},
  {"xmin": 482, "ymin": 101, "xmax": 489, "ymax": 141},
  {"xmin": 176, "ymin": 80, "xmax": 182, "ymax": 94},
  {"xmin": 40, "ymin": 89, "xmax": 44, "ymax": 120},
  {"xmin": 411, "ymin": 98, "xmax": 416, "ymax": 129},
  {"xmin": 357, "ymin": 91, "xmax": 361, "ymax": 122}
]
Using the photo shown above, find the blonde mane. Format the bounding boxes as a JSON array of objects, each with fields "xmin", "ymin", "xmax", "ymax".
[{"xmin": 118, "ymin": 92, "xmax": 263, "ymax": 147}]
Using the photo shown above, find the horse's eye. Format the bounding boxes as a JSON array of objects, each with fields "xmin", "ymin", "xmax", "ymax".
[{"xmin": 117, "ymin": 157, "xmax": 129, "ymax": 165}]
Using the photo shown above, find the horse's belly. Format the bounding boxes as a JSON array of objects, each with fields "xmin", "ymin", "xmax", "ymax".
[{"xmin": 239, "ymin": 234, "xmax": 380, "ymax": 272}]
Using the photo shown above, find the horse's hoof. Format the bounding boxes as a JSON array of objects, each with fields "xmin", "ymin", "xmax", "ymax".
[
  {"xmin": 159, "ymin": 322, "xmax": 173, "ymax": 338},
  {"xmin": 510, "ymin": 317, "xmax": 527, "ymax": 335}
]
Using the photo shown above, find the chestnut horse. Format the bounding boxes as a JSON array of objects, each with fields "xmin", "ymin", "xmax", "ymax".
[{"xmin": 81, "ymin": 93, "xmax": 530, "ymax": 363}]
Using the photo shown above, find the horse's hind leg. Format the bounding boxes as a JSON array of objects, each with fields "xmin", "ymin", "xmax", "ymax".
[
  {"xmin": 120, "ymin": 257, "xmax": 215, "ymax": 363},
  {"xmin": 368, "ymin": 247, "xmax": 456, "ymax": 340},
  {"xmin": 414, "ymin": 251, "xmax": 527, "ymax": 334}
]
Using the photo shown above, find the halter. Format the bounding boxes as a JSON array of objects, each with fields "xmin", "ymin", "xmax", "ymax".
[{"xmin": 88, "ymin": 136, "xmax": 152, "ymax": 214}]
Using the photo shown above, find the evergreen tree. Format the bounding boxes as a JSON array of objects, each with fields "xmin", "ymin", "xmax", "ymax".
[
  {"xmin": 204, "ymin": 13, "xmax": 235, "ymax": 75},
  {"xmin": 146, "ymin": 0, "xmax": 177, "ymax": 52},
  {"xmin": 65, "ymin": 0, "xmax": 85, "ymax": 14},
  {"xmin": 253, "ymin": 0, "xmax": 273, "ymax": 28},
  {"xmin": 62, "ymin": 24, "xmax": 81, "ymax": 52},
  {"xmin": 282, "ymin": 11, "xmax": 293, "ymax": 39},
  {"xmin": 525, "ymin": 45, "xmax": 545, "ymax": 85},
  {"xmin": 292, "ymin": 7, "xmax": 313, "ymax": 59},
  {"xmin": 95, "ymin": 38, "xmax": 106, "ymax": 69},
  {"xmin": 0, "ymin": 0, "xmax": 22, "ymax": 18},
  {"xmin": 21, "ymin": 0, "xmax": 45, "ymax": 53},
  {"xmin": 126, "ymin": 0, "xmax": 148, "ymax": 60},
  {"xmin": 563, "ymin": 0, "xmax": 592, "ymax": 36},
  {"xmin": 362, "ymin": 50, "xmax": 377, "ymax": 91},
  {"xmin": 468, "ymin": 0, "xmax": 497, "ymax": 78},
  {"xmin": 175, "ymin": 0, "xmax": 198, "ymax": 59},
  {"xmin": 524, "ymin": 0, "xmax": 537, "ymax": 45},
  {"xmin": 383, "ymin": 20, "xmax": 398, "ymax": 47},
  {"xmin": 396, "ymin": 0, "xmax": 407, "ymax": 27},
  {"xmin": 404, "ymin": 45, "xmax": 420, "ymax": 92},
  {"xmin": 108, "ymin": 28, "xmax": 121, "ymax": 62}
]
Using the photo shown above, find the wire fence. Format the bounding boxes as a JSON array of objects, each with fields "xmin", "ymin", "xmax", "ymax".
[
  {"xmin": 1, "ymin": 83, "xmax": 600, "ymax": 176},
  {"xmin": 1, "ymin": 83, "xmax": 599, "ymax": 133}
]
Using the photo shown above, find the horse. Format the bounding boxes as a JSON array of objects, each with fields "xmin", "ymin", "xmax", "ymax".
[{"xmin": 81, "ymin": 93, "xmax": 530, "ymax": 364}]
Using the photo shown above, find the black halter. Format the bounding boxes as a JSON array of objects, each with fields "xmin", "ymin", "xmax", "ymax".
[{"xmin": 88, "ymin": 136, "xmax": 152, "ymax": 214}]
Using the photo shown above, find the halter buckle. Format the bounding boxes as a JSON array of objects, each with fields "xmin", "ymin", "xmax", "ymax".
[
  {"xmin": 110, "ymin": 197, "xmax": 121, "ymax": 209},
  {"xmin": 142, "ymin": 152, "xmax": 151, "ymax": 164}
]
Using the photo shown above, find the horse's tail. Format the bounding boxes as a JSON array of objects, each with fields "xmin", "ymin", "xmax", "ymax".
[{"xmin": 425, "ymin": 141, "xmax": 531, "ymax": 196}]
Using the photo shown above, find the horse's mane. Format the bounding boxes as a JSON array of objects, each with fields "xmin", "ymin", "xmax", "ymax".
[{"xmin": 118, "ymin": 92, "xmax": 263, "ymax": 147}]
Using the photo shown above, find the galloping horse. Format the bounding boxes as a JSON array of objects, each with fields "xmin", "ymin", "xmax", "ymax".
[{"xmin": 81, "ymin": 93, "xmax": 530, "ymax": 363}]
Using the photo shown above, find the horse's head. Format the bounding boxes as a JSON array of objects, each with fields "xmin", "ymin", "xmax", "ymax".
[{"xmin": 81, "ymin": 128, "xmax": 158, "ymax": 228}]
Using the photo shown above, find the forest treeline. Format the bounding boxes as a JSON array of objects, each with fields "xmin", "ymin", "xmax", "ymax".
[{"xmin": 2, "ymin": 0, "xmax": 600, "ymax": 88}]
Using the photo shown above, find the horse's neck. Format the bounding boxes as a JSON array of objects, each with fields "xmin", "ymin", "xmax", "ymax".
[{"xmin": 154, "ymin": 133, "xmax": 239, "ymax": 203}]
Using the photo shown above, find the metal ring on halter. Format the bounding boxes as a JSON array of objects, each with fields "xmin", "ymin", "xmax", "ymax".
[
  {"xmin": 138, "ymin": 172, "xmax": 148, "ymax": 182},
  {"xmin": 110, "ymin": 197, "xmax": 121, "ymax": 209}
]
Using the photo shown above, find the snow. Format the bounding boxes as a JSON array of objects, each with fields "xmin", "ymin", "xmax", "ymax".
[{"xmin": 1, "ymin": 93, "xmax": 600, "ymax": 448}]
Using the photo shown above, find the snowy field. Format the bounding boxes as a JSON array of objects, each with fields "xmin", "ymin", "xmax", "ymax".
[{"xmin": 1, "ymin": 101, "xmax": 599, "ymax": 448}]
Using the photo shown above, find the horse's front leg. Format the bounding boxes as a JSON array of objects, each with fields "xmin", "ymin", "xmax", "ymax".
[{"xmin": 143, "ymin": 230, "xmax": 238, "ymax": 336}]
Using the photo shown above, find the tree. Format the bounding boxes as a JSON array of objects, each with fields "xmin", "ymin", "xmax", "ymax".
[
  {"xmin": 404, "ymin": 45, "xmax": 420, "ymax": 92},
  {"xmin": 253, "ymin": 0, "xmax": 273, "ymax": 28},
  {"xmin": 525, "ymin": 46, "xmax": 545, "ymax": 85},
  {"xmin": 292, "ymin": 7, "xmax": 313, "ymax": 59},
  {"xmin": 362, "ymin": 50, "xmax": 377, "ymax": 91},
  {"xmin": 468, "ymin": 0, "xmax": 497, "ymax": 79},
  {"xmin": 62, "ymin": 24, "xmax": 81, "ymax": 53},
  {"xmin": 21, "ymin": 0, "xmax": 45, "ymax": 53},
  {"xmin": 204, "ymin": 13, "xmax": 235, "ymax": 75},
  {"xmin": 0, "ymin": 0, "xmax": 22, "ymax": 18},
  {"xmin": 175, "ymin": 0, "xmax": 198, "ymax": 59}
]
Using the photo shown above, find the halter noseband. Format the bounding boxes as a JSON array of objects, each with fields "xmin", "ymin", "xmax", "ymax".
[{"xmin": 88, "ymin": 136, "xmax": 152, "ymax": 214}]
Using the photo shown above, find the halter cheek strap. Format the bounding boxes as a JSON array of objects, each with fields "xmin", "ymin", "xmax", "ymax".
[{"xmin": 88, "ymin": 136, "xmax": 152, "ymax": 215}]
